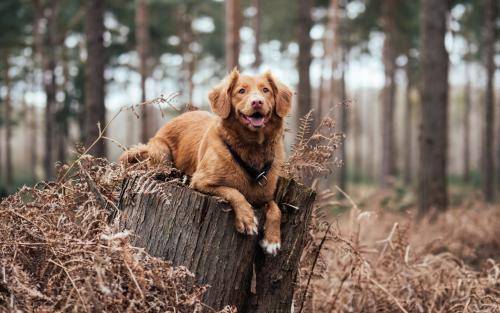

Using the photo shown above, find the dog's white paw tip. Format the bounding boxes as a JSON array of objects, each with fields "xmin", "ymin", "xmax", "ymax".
[{"xmin": 260, "ymin": 240, "xmax": 281, "ymax": 256}]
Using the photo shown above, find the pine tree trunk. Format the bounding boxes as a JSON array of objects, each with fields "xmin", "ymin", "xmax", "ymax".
[
  {"xmin": 316, "ymin": 58, "xmax": 325, "ymax": 123},
  {"xmin": 31, "ymin": 0, "xmax": 44, "ymax": 88},
  {"xmin": 26, "ymin": 71, "xmax": 38, "ymax": 180},
  {"xmin": 179, "ymin": 4, "xmax": 196, "ymax": 106},
  {"xmin": 463, "ymin": 62, "xmax": 471, "ymax": 183},
  {"xmin": 352, "ymin": 96, "xmax": 362, "ymax": 183},
  {"xmin": 42, "ymin": 1, "xmax": 59, "ymax": 179},
  {"xmin": 118, "ymin": 173, "xmax": 315, "ymax": 312},
  {"xmin": 482, "ymin": 0, "xmax": 495, "ymax": 202},
  {"xmin": 84, "ymin": 0, "xmax": 106, "ymax": 157},
  {"xmin": 2, "ymin": 52, "xmax": 12, "ymax": 186},
  {"xmin": 418, "ymin": 0, "xmax": 449, "ymax": 216},
  {"xmin": 251, "ymin": 0, "xmax": 261, "ymax": 69},
  {"xmin": 317, "ymin": 0, "xmax": 338, "ymax": 124},
  {"xmin": 225, "ymin": 0, "xmax": 241, "ymax": 70},
  {"xmin": 403, "ymin": 65, "xmax": 413, "ymax": 185},
  {"xmin": 32, "ymin": 0, "xmax": 42, "ymax": 180},
  {"xmin": 136, "ymin": 0, "xmax": 151, "ymax": 143},
  {"xmin": 380, "ymin": 0, "xmax": 397, "ymax": 187},
  {"xmin": 0, "ymin": 114, "xmax": 2, "ymax": 185},
  {"xmin": 57, "ymin": 47, "xmax": 71, "ymax": 164},
  {"xmin": 296, "ymin": 0, "xmax": 313, "ymax": 127},
  {"xmin": 497, "ymin": 99, "xmax": 500, "ymax": 194},
  {"xmin": 338, "ymin": 50, "xmax": 348, "ymax": 192},
  {"xmin": 29, "ymin": 106, "xmax": 38, "ymax": 180},
  {"xmin": 368, "ymin": 98, "xmax": 377, "ymax": 181}
]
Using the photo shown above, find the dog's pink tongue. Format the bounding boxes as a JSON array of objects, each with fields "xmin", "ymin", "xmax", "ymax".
[{"xmin": 248, "ymin": 116, "xmax": 265, "ymax": 127}]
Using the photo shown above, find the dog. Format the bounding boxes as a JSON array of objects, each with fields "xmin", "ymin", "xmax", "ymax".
[{"xmin": 120, "ymin": 69, "xmax": 292, "ymax": 255}]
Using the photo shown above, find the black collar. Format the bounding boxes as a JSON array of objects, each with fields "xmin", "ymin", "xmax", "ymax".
[{"xmin": 223, "ymin": 140, "xmax": 273, "ymax": 186}]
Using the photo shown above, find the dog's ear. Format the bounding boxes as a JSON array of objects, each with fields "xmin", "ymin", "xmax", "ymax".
[
  {"xmin": 265, "ymin": 71, "xmax": 293, "ymax": 118},
  {"xmin": 209, "ymin": 68, "xmax": 239, "ymax": 119}
]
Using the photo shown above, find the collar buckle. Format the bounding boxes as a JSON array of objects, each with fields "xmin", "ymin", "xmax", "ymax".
[{"xmin": 256, "ymin": 172, "xmax": 268, "ymax": 187}]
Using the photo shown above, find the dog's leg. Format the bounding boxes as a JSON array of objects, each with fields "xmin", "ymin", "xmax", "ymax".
[
  {"xmin": 260, "ymin": 201, "xmax": 281, "ymax": 255},
  {"xmin": 192, "ymin": 184, "xmax": 258, "ymax": 235}
]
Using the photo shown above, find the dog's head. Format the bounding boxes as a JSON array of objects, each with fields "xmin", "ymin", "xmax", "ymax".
[{"xmin": 208, "ymin": 69, "xmax": 292, "ymax": 131}]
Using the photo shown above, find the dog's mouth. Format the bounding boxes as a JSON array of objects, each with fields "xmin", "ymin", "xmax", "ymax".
[{"xmin": 241, "ymin": 112, "xmax": 269, "ymax": 128}]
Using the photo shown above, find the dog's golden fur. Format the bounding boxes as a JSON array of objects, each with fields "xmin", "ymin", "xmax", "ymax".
[{"xmin": 120, "ymin": 69, "xmax": 292, "ymax": 255}]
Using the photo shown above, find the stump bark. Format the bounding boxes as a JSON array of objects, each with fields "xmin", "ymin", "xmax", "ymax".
[{"xmin": 118, "ymin": 172, "xmax": 315, "ymax": 312}]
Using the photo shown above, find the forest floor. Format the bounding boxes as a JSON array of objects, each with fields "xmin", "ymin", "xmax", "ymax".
[
  {"xmin": 307, "ymin": 185, "xmax": 500, "ymax": 312},
  {"xmin": 1, "ymin": 155, "xmax": 499, "ymax": 312}
]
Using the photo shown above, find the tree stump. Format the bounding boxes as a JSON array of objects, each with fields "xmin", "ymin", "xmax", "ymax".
[{"xmin": 118, "ymin": 172, "xmax": 315, "ymax": 312}]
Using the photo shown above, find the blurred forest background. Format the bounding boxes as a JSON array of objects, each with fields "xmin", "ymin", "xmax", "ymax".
[{"xmin": 0, "ymin": 0, "xmax": 499, "ymax": 213}]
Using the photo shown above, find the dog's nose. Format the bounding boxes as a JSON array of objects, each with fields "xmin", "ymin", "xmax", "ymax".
[{"xmin": 251, "ymin": 99, "xmax": 263, "ymax": 109}]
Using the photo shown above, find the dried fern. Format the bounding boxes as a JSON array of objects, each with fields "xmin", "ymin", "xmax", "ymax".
[
  {"xmin": 283, "ymin": 111, "xmax": 343, "ymax": 185},
  {"xmin": 290, "ymin": 110, "xmax": 314, "ymax": 156}
]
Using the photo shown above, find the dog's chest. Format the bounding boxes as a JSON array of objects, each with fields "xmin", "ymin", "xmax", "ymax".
[
  {"xmin": 245, "ymin": 182, "xmax": 276, "ymax": 206},
  {"xmin": 222, "ymin": 165, "xmax": 278, "ymax": 206}
]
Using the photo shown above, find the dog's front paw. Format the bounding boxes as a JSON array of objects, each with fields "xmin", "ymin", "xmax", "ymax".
[
  {"xmin": 260, "ymin": 239, "xmax": 281, "ymax": 256},
  {"xmin": 235, "ymin": 211, "xmax": 258, "ymax": 235}
]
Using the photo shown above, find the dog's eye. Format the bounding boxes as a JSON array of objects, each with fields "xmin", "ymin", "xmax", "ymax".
[
  {"xmin": 263, "ymin": 87, "xmax": 270, "ymax": 93},
  {"xmin": 238, "ymin": 88, "xmax": 246, "ymax": 94}
]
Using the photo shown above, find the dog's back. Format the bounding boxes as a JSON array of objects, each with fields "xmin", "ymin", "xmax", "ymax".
[
  {"xmin": 156, "ymin": 110, "xmax": 216, "ymax": 175},
  {"xmin": 120, "ymin": 110, "xmax": 216, "ymax": 174}
]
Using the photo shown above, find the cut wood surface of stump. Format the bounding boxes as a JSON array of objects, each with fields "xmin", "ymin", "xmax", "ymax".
[{"xmin": 118, "ymin": 171, "xmax": 315, "ymax": 312}]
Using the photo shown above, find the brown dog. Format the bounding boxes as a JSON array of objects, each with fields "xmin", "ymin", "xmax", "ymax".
[{"xmin": 120, "ymin": 69, "xmax": 292, "ymax": 255}]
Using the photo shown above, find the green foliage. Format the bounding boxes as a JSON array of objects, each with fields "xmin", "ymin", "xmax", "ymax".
[
  {"xmin": 260, "ymin": 0, "xmax": 297, "ymax": 45},
  {"xmin": 0, "ymin": 0, "xmax": 32, "ymax": 48},
  {"xmin": 455, "ymin": 1, "xmax": 485, "ymax": 61}
]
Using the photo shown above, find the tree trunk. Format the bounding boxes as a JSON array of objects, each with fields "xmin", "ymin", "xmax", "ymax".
[
  {"xmin": 31, "ymin": 0, "xmax": 42, "ymax": 180},
  {"xmin": 418, "ymin": 0, "xmax": 449, "ymax": 216},
  {"xmin": 136, "ymin": 0, "xmax": 151, "ymax": 143},
  {"xmin": 403, "ymin": 64, "xmax": 413, "ymax": 185},
  {"xmin": 251, "ymin": 0, "xmax": 261, "ymax": 69},
  {"xmin": 2, "ymin": 52, "xmax": 12, "ymax": 186},
  {"xmin": 497, "ymin": 96, "xmax": 500, "ymax": 194},
  {"xmin": 482, "ymin": 0, "xmax": 495, "ymax": 202},
  {"xmin": 179, "ymin": 4, "xmax": 196, "ymax": 106},
  {"xmin": 316, "ymin": 0, "xmax": 339, "ymax": 124},
  {"xmin": 40, "ymin": 1, "xmax": 59, "ymax": 180},
  {"xmin": 84, "ymin": 0, "xmax": 106, "ymax": 157},
  {"xmin": 29, "ymin": 106, "xmax": 38, "ymax": 180},
  {"xmin": 367, "ymin": 94, "xmax": 376, "ymax": 181},
  {"xmin": 225, "ymin": 0, "xmax": 241, "ymax": 70},
  {"xmin": 352, "ymin": 93, "xmax": 362, "ymax": 183},
  {"xmin": 44, "ymin": 57, "xmax": 56, "ymax": 179},
  {"xmin": 296, "ymin": 0, "xmax": 313, "ymax": 126},
  {"xmin": 0, "ymin": 107, "xmax": 2, "ymax": 185},
  {"xmin": 57, "ymin": 47, "xmax": 71, "ymax": 164},
  {"xmin": 338, "ymin": 50, "xmax": 348, "ymax": 192},
  {"xmin": 463, "ymin": 61, "xmax": 471, "ymax": 183},
  {"xmin": 325, "ymin": 0, "xmax": 347, "ymax": 191},
  {"xmin": 26, "ymin": 71, "xmax": 38, "ymax": 180},
  {"xmin": 118, "ymin": 173, "xmax": 315, "ymax": 312},
  {"xmin": 380, "ymin": 0, "xmax": 397, "ymax": 187},
  {"xmin": 316, "ymin": 58, "xmax": 325, "ymax": 123}
]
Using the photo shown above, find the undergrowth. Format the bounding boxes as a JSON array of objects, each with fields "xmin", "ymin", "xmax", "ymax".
[
  {"xmin": 290, "ymin": 111, "xmax": 500, "ymax": 313},
  {"xmin": 0, "ymin": 155, "xmax": 235, "ymax": 312}
]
